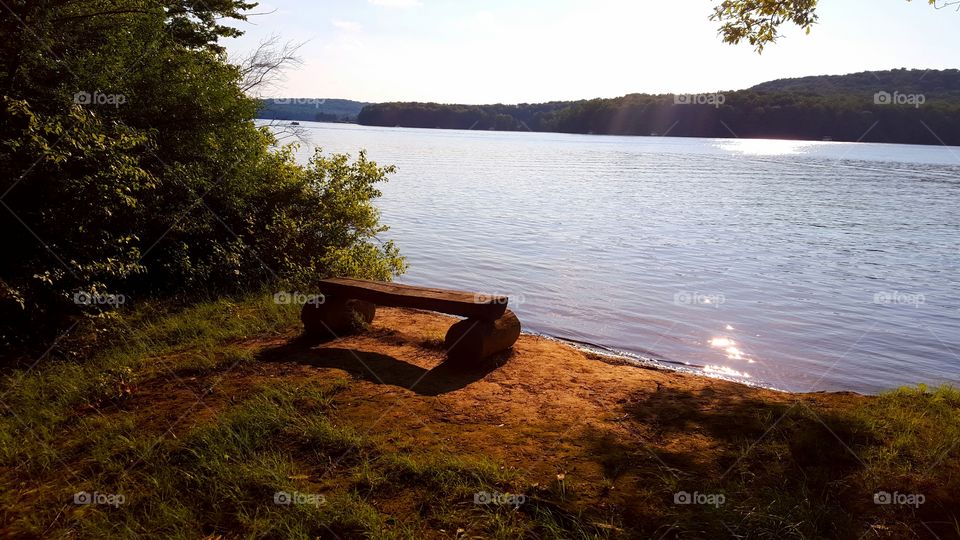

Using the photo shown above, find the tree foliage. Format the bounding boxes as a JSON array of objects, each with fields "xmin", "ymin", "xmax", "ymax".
[
  {"xmin": 711, "ymin": 0, "xmax": 944, "ymax": 52},
  {"xmin": 751, "ymin": 69, "xmax": 960, "ymax": 99},
  {"xmin": 0, "ymin": 1, "xmax": 404, "ymax": 349},
  {"xmin": 357, "ymin": 101, "xmax": 576, "ymax": 132},
  {"xmin": 357, "ymin": 69, "xmax": 960, "ymax": 145},
  {"xmin": 258, "ymin": 99, "xmax": 369, "ymax": 123}
]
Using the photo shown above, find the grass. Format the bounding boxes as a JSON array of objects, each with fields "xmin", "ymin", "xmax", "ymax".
[
  {"xmin": 1, "ymin": 293, "xmax": 959, "ymax": 538},
  {"xmin": 613, "ymin": 387, "xmax": 960, "ymax": 538},
  {"xmin": 0, "ymin": 294, "xmax": 301, "ymax": 467},
  {"xmin": 2, "ymin": 378, "xmax": 603, "ymax": 539},
  {"xmin": 0, "ymin": 294, "xmax": 607, "ymax": 539}
]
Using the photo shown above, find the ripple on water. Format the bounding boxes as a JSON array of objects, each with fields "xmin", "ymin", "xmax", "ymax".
[{"xmin": 278, "ymin": 122, "xmax": 960, "ymax": 394}]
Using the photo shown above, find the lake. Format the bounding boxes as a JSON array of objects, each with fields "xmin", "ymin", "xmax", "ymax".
[{"xmin": 281, "ymin": 121, "xmax": 960, "ymax": 394}]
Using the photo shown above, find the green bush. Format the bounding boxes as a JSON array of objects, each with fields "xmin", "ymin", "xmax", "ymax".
[{"xmin": 0, "ymin": 1, "xmax": 404, "ymax": 350}]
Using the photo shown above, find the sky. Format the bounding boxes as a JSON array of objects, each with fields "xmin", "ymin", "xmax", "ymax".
[{"xmin": 223, "ymin": 0, "xmax": 959, "ymax": 104}]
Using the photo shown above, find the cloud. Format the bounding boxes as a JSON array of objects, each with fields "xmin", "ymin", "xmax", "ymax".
[
  {"xmin": 368, "ymin": 0, "xmax": 423, "ymax": 7},
  {"xmin": 332, "ymin": 19, "xmax": 362, "ymax": 31}
]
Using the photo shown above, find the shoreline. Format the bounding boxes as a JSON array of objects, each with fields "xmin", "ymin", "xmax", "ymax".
[
  {"xmin": 263, "ymin": 118, "xmax": 960, "ymax": 150},
  {"xmin": 526, "ymin": 329, "xmax": 788, "ymax": 393}
]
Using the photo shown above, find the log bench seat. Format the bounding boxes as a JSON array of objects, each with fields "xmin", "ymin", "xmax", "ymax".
[{"xmin": 301, "ymin": 278, "xmax": 521, "ymax": 361}]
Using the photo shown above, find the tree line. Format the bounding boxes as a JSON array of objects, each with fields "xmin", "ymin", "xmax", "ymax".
[
  {"xmin": 357, "ymin": 87, "xmax": 960, "ymax": 145},
  {"xmin": 257, "ymin": 98, "xmax": 368, "ymax": 122}
]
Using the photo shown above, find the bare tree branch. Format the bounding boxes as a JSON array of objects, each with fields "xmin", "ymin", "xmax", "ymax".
[
  {"xmin": 233, "ymin": 35, "xmax": 310, "ymax": 144},
  {"xmin": 236, "ymin": 34, "xmax": 304, "ymax": 96}
]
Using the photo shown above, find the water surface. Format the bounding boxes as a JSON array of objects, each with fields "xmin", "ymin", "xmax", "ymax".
[{"xmin": 282, "ymin": 121, "xmax": 960, "ymax": 393}]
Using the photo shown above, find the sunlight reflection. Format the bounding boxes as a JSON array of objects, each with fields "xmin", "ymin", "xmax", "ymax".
[
  {"xmin": 707, "ymin": 333, "xmax": 756, "ymax": 375},
  {"xmin": 709, "ymin": 337, "xmax": 734, "ymax": 348},
  {"xmin": 704, "ymin": 365, "xmax": 751, "ymax": 378},
  {"xmin": 717, "ymin": 138, "xmax": 825, "ymax": 156},
  {"xmin": 725, "ymin": 346, "xmax": 744, "ymax": 360}
]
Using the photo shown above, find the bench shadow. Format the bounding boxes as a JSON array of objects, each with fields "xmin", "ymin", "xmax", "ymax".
[{"xmin": 256, "ymin": 336, "xmax": 509, "ymax": 396}]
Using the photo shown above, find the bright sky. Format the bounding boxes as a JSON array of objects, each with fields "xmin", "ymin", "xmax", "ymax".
[{"xmin": 224, "ymin": 0, "xmax": 959, "ymax": 104}]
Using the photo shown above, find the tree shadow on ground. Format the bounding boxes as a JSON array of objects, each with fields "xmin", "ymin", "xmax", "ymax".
[
  {"xmin": 578, "ymin": 384, "xmax": 885, "ymax": 538},
  {"xmin": 614, "ymin": 385, "xmax": 872, "ymax": 476},
  {"xmin": 256, "ymin": 336, "xmax": 510, "ymax": 396}
]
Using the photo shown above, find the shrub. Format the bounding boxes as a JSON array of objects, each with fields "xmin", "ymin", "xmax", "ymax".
[{"xmin": 0, "ymin": 2, "xmax": 404, "ymax": 352}]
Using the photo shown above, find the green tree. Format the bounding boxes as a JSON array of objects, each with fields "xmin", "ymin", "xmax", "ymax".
[{"xmin": 0, "ymin": 1, "xmax": 404, "ymax": 350}]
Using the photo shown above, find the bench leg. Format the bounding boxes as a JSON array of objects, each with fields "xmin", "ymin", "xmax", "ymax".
[
  {"xmin": 301, "ymin": 296, "xmax": 376, "ymax": 339},
  {"xmin": 444, "ymin": 309, "xmax": 521, "ymax": 361}
]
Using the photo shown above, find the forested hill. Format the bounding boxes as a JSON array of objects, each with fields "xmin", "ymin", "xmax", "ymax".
[
  {"xmin": 257, "ymin": 98, "xmax": 368, "ymax": 122},
  {"xmin": 355, "ymin": 69, "xmax": 960, "ymax": 146},
  {"xmin": 356, "ymin": 101, "xmax": 577, "ymax": 131},
  {"xmin": 750, "ymin": 69, "xmax": 960, "ymax": 99}
]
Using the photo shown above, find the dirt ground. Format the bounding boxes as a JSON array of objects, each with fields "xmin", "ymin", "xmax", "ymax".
[{"xmin": 126, "ymin": 307, "xmax": 867, "ymax": 524}]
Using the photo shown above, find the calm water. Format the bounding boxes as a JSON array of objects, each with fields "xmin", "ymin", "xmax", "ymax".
[{"xmin": 282, "ymin": 121, "xmax": 960, "ymax": 393}]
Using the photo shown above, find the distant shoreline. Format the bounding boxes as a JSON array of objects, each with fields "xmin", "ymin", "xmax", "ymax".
[
  {"xmin": 258, "ymin": 68, "xmax": 960, "ymax": 146},
  {"xmin": 259, "ymin": 118, "xmax": 960, "ymax": 148}
]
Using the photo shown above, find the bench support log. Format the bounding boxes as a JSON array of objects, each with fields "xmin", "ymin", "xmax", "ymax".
[
  {"xmin": 444, "ymin": 310, "xmax": 521, "ymax": 361},
  {"xmin": 301, "ymin": 296, "xmax": 376, "ymax": 339}
]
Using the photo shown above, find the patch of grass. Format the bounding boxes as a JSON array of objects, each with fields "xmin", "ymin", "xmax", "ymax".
[
  {"xmin": 168, "ymin": 344, "xmax": 259, "ymax": 377},
  {"xmin": 644, "ymin": 385, "xmax": 960, "ymax": 539},
  {"xmin": 855, "ymin": 384, "xmax": 960, "ymax": 470},
  {"xmin": 2, "ymin": 376, "xmax": 604, "ymax": 539},
  {"xmin": 1, "ymin": 293, "xmax": 606, "ymax": 538},
  {"xmin": 5, "ymin": 381, "xmax": 372, "ymax": 538},
  {"xmin": 418, "ymin": 329, "xmax": 447, "ymax": 351},
  {"xmin": 0, "ymin": 294, "xmax": 300, "ymax": 465}
]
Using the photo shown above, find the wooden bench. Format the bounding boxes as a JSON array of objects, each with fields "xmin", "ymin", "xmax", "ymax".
[{"xmin": 301, "ymin": 278, "xmax": 521, "ymax": 361}]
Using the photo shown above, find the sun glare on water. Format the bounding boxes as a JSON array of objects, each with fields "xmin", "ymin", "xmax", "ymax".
[
  {"xmin": 709, "ymin": 337, "xmax": 734, "ymax": 348},
  {"xmin": 704, "ymin": 365, "xmax": 752, "ymax": 378},
  {"xmin": 705, "ymin": 333, "xmax": 756, "ymax": 380},
  {"xmin": 717, "ymin": 139, "xmax": 825, "ymax": 156}
]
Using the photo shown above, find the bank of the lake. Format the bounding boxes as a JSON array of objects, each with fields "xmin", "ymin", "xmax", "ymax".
[
  {"xmin": 282, "ymin": 121, "xmax": 960, "ymax": 395},
  {"xmin": 2, "ymin": 296, "xmax": 957, "ymax": 538}
]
